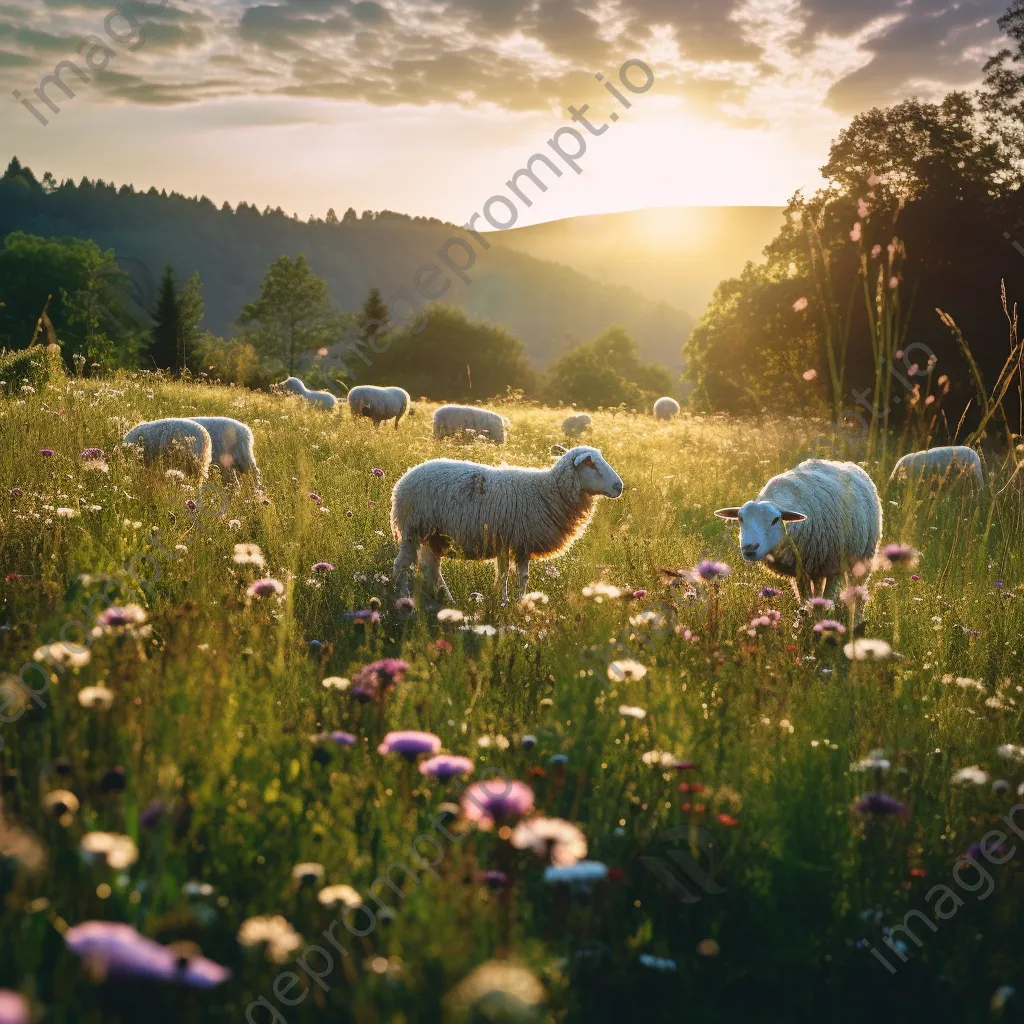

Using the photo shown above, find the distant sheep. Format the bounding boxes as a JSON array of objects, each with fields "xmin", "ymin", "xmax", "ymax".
[
  {"xmin": 715, "ymin": 458, "xmax": 881, "ymax": 605},
  {"xmin": 391, "ymin": 445, "xmax": 623, "ymax": 604},
  {"xmin": 189, "ymin": 417, "xmax": 261, "ymax": 488},
  {"xmin": 888, "ymin": 446, "xmax": 983, "ymax": 489},
  {"xmin": 562, "ymin": 413, "xmax": 592, "ymax": 437},
  {"xmin": 123, "ymin": 418, "xmax": 212, "ymax": 480},
  {"xmin": 432, "ymin": 404, "xmax": 508, "ymax": 443},
  {"xmin": 348, "ymin": 385, "xmax": 410, "ymax": 428},
  {"xmin": 282, "ymin": 376, "xmax": 337, "ymax": 412},
  {"xmin": 653, "ymin": 397, "xmax": 680, "ymax": 420}
]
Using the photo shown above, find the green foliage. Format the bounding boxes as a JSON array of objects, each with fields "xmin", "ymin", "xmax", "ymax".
[
  {"xmin": 237, "ymin": 255, "xmax": 339, "ymax": 375},
  {"xmin": 0, "ymin": 342, "xmax": 64, "ymax": 395},
  {"xmin": 360, "ymin": 286, "xmax": 389, "ymax": 343},
  {"xmin": 367, "ymin": 304, "xmax": 537, "ymax": 400},
  {"xmin": 148, "ymin": 267, "xmax": 204, "ymax": 372},
  {"xmin": 545, "ymin": 326, "xmax": 673, "ymax": 411},
  {"xmin": 193, "ymin": 331, "xmax": 271, "ymax": 389}
]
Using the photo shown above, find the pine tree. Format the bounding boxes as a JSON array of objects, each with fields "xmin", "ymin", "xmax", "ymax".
[
  {"xmin": 360, "ymin": 287, "xmax": 389, "ymax": 343},
  {"xmin": 148, "ymin": 266, "xmax": 181, "ymax": 370},
  {"xmin": 325, "ymin": 208, "xmax": 339, "ymax": 225}
]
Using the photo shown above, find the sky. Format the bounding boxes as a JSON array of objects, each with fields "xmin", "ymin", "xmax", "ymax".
[{"xmin": 0, "ymin": 0, "xmax": 1012, "ymax": 226}]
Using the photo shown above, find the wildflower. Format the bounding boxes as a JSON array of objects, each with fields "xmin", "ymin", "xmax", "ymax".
[
  {"xmin": 349, "ymin": 658, "xmax": 410, "ymax": 702},
  {"xmin": 478, "ymin": 870, "xmax": 509, "ymax": 889},
  {"xmin": 855, "ymin": 793, "xmax": 907, "ymax": 817},
  {"xmin": 437, "ymin": 608, "xmax": 464, "ymax": 623},
  {"xmin": 759, "ymin": 586, "xmax": 783, "ymax": 598},
  {"xmin": 80, "ymin": 832, "xmax": 139, "ymax": 869},
  {"xmin": 65, "ymin": 921, "xmax": 229, "ymax": 987},
  {"xmin": 317, "ymin": 884, "xmax": 362, "ymax": 909},
  {"xmin": 140, "ymin": 800, "xmax": 166, "ymax": 829},
  {"xmin": 639, "ymin": 954, "xmax": 677, "ymax": 971},
  {"xmin": 55, "ymin": 507, "xmax": 78, "ymax": 518},
  {"xmin": 395, "ymin": 596, "xmax": 416, "ymax": 614},
  {"xmin": 839, "ymin": 584, "xmax": 869, "ymax": 608},
  {"xmin": 857, "ymin": 197, "xmax": 871, "ymax": 218},
  {"xmin": 641, "ymin": 750, "xmax": 693, "ymax": 770},
  {"xmin": 520, "ymin": 734, "xmax": 537, "ymax": 750},
  {"xmin": 618, "ymin": 705, "xmax": 646, "ymax": 719},
  {"xmin": 746, "ymin": 610, "xmax": 781, "ymax": 634},
  {"xmin": 347, "ymin": 609, "xmax": 381, "ymax": 625},
  {"xmin": 433, "ymin": 638, "xmax": 451, "ymax": 653},
  {"xmin": 81, "ymin": 448, "xmax": 104, "ymax": 461},
  {"xmin": 309, "ymin": 492, "xmax": 322, "ymax": 503},
  {"xmin": 802, "ymin": 368, "xmax": 817, "ymax": 381},
  {"xmin": 843, "ymin": 638, "xmax": 893, "ymax": 661},
  {"xmin": 850, "ymin": 222, "xmax": 862, "ymax": 242},
  {"xmin": 813, "ymin": 619, "xmax": 846, "ymax": 638},
  {"xmin": 5, "ymin": 573, "xmax": 23, "ymax": 584},
  {"xmin": 165, "ymin": 469, "xmax": 186, "ymax": 482},
  {"xmin": 871, "ymin": 244, "xmax": 882, "ymax": 257},
  {"xmin": 693, "ymin": 560, "xmax": 730, "ymax": 581},
  {"xmin": 183, "ymin": 881, "xmax": 215, "ymax": 898},
  {"xmin": 510, "ymin": 817, "xmax": 587, "ymax": 866},
  {"xmin": 582, "ymin": 581, "xmax": 623, "ymax": 602},
  {"xmin": 448, "ymin": 962, "xmax": 545, "ymax": 1017},
  {"xmin": 997, "ymin": 744, "xmax": 1024, "ymax": 762},
  {"xmin": 34, "ymin": 641, "xmax": 91, "ymax": 669},
  {"xmin": 309, "ymin": 730, "xmax": 356, "ymax": 747},
  {"xmin": 43, "ymin": 789, "xmax": 79, "ymax": 822},
  {"xmin": 78, "ymin": 685, "xmax": 115, "ymax": 710},
  {"xmin": 291, "ymin": 862, "xmax": 324, "ymax": 884},
  {"xmin": 377, "ymin": 730, "xmax": 442, "ymax": 759},
  {"xmin": 520, "ymin": 591, "xmax": 549, "ymax": 609},
  {"xmin": 237, "ymin": 915, "xmax": 302, "ymax": 963},
  {"xmin": 371, "ymin": 467, "xmax": 385, "ymax": 478},
  {"xmin": 850, "ymin": 750, "xmax": 890, "ymax": 773},
  {"xmin": 8, "ymin": 487, "xmax": 22, "ymax": 497},
  {"xmin": 419, "ymin": 754, "xmax": 474, "ymax": 780},
  {"xmin": 247, "ymin": 578, "xmax": 284, "ymax": 598},
  {"xmin": 879, "ymin": 543, "xmax": 920, "ymax": 568},
  {"xmin": 184, "ymin": 499, "xmax": 197, "ymax": 511},
  {"xmin": 792, "ymin": 297, "xmax": 808, "ymax": 312},
  {"xmin": 717, "ymin": 813, "xmax": 738, "ymax": 826},
  {"xmin": 951, "ymin": 766, "xmax": 988, "ymax": 786},
  {"xmin": 607, "ymin": 659, "xmax": 647, "ymax": 682},
  {"xmin": 312, "ymin": 561, "xmax": 335, "ymax": 573},
  {"xmin": 0, "ymin": 991, "xmax": 28, "ymax": 1024},
  {"xmin": 39, "ymin": 449, "xmax": 54, "ymax": 457},
  {"xmin": 697, "ymin": 938, "xmax": 721, "ymax": 957},
  {"xmin": 805, "ymin": 596, "xmax": 834, "ymax": 612},
  {"xmin": 543, "ymin": 860, "xmax": 608, "ymax": 885},
  {"xmin": 461, "ymin": 779, "xmax": 534, "ymax": 829},
  {"xmin": 233, "ymin": 543, "xmax": 265, "ymax": 568}
]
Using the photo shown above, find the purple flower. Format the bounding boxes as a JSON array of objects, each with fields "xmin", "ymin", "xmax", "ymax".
[
  {"xmin": 855, "ymin": 793, "xmax": 907, "ymax": 818},
  {"xmin": 65, "ymin": 921, "xmax": 230, "ymax": 987},
  {"xmin": 309, "ymin": 492, "xmax": 321, "ymax": 503},
  {"xmin": 478, "ymin": 870, "xmax": 509, "ymax": 889},
  {"xmin": 371, "ymin": 467, "xmax": 385, "ymax": 479},
  {"xmin": 81, "ymin": 448, "xmax": 104, "ymax": 461},
  {"xmin": 807, "ymin": 597, "xmax": 834, "ymax": 611},
  {"xmin": 395, "ymin": 597, "xmax": 416, "ymax": 614},
  {"xmin": 693, "ymin": 560, "xmax": 731, "ymax": 581},
  {"xmin": 460, "ymin": 779, "xmax": 535, "ymax": 829},
  {"xmin": 39, "ymin": 449, "xmax": 54, "ymax": 457},
  {"xmin": 630, "ymin": 589, "xmax": 648, "ymax": 599},
  {"xmin": 97, "ymin": 605, "xmax": 148, "ymax": 630},
  {"xmin": 880, "ymin": 543, "xmax": 920, "ymax": 568},
  {"xmin": 759, "ymin": 586, "xmax": 783, "ymax": 598},
  {"xmin": 184, "ymin": 499, "xmax": 197, "ymax": 511},
  {"xmin": 378, "ymin": 730, "xmax": 442, "ymax": 759},
  {"xmin": 140, "ymin": 799, "xmax": 167, "ymax": 829},
  {"xmin": 347, "ymin": 609, "xmax": 381, "ymax": 625},
  {"xmin": 0, "ymin": 991, "xmax": 28, "ymax": 1024},
  {"xmin": 310, "ymin": 730, "xmax": 356, "ymax": 747},
  {"xmin": 813, "ymin": 619, "xmax": 846, "ymax": 636},
  {"xmin": 419, "ymin": 754, "xmax": 474, "ymax": 780},
  {"xmin": 247, "ymin": 578, "xmax": 284, "ymax": 598},
  {"xmin": 8, "ymin": 487, "xmax": 22, "ymax": 498},
  {"xmin": 312, "ymin": 562, "xmax": 335, "ymax": 573},
  {"xmin": 349, "ymin": 658, "xmax": 410, "ymax": 700}
]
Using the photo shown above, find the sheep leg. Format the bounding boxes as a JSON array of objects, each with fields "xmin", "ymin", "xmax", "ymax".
[
  {"xmin": 420, "ymin": 545, "xmax": 454, "ymax": 605},
  {"xmin": 392, "ymin": 535, "xmax": 418, "ymax": 597},
  {"xmin": 822, "ymin": 575, "xmax": 839, "ymax": 601},
  {"xmin": 515, "ymin": 554, "xmax": 530, "ymax": 598},
  {"xmin": 496, "ymin": 550, "xmax": 510, "ymax": 606}
]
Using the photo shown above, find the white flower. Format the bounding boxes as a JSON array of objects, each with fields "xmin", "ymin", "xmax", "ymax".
[
  {"xmin": 183, "ymin": 881, "xmax": 215, "ymax": 897},
  {"xmin": 322, "ymin": 676, "xmax": 350, "ymax": 691},
  {"xmin": 164, "ymin": 469, "xmax": 186, "ymax": 481},
  {"xmin": 78, "ymin": 685, "xmax": 114, "ymax": 710},
  {"xmin": 437, "ymin": 609, "xmax": 464, "ymax": 623},
  {"xmin": 843, "ymin": 638, "xmax": 893, "ymax": 661},
  {"xmin": 630, "ymin": 610, "xmax": 665, "ymax": 628},
  {"xmin": 607, "ymin": 659, "xmax": 647, "ymax": 682},
  {"xmin": 951, "ymin": 766, "xmax": 988, "ymax": 786},
  {"xmin": 34, "ymin": 641, "xmax": 91, "ymax": 669},
  {"xmin": 618, "ymin": 705, "xmax": 646, "ymax": 719},
  {"xmin": 850, "ymin": 749, "xmax": 890, "ymax": 773},
  {"xmin": 291, "ymin": 862, "xmax": 324, "ymax": 883},
  {"xmin": 943, "ymin": 675, "xmax": 984, "ymax": 691},
  {"xmin": 520, "ymin": 591, "xmax": 549, "ymax": 610},
  {"xmin": 544, "ymin": 860, "xmax": 608, "ymax": 884},
  {"xmin": 228, "ymin": 519, "xmax": 241, "ymax": 529},
  {"xmin": 237, "ymin": 915, "xmax": 303, "ymax": 963},
  {"xmin": 317, "ymin": 884, "xmax": 362, "ymax": 908},
  {"xmin": 641, "ymin": 749, "xmax": 683, "ymax": 768},
  {"xmin": 511, "ymin": 817, "xmax": 587, "ymax": 866},
  {"xmin": 471, "ymin": 624, "xmax": 497, "ymax": 636},
  {"xmin": 582, "ymin": 582, "xmax": 622, "ymax": 602},
  {"xmin": 55, "ymin": 507, "xmax": 79, "ymax": 518},
  {"xmin": 80, "ymin": 831, "xmax": 138, "ymax": 869},
  {"xmin": 233, "ymin": 543, "xmax": 265, "ymax": 567},
  {"xmin": 997, "ymin": 744, "xmax": 1024, "ymax": 762}
]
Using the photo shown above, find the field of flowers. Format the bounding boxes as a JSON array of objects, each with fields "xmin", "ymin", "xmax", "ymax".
[{"xmin": 1, "ymin": 373, "xmax": 1023, "ymax": 1024}]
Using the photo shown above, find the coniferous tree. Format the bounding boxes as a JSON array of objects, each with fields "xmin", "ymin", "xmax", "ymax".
[
  {"xmin": 148, "ymin": 266, "xmax": 182, "ymax": 370},
  {"xmin": 360, "ymin": 287, "xmax": 389, "ymax": 343}
]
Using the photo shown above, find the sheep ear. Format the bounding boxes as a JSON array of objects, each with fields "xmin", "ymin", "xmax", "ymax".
[
  {"xmin": 780, "ymin": 509, "xmax": 807, "ymax": 522},
  {"xmin": 714, "ymin": 508, "xmax": 741, "ymax": 520},
  {"xmin": 551, "ymin": 444, "xmax": 567, "ymax": 456},
  {"xmin": 573, "ymin": 451, "xmax": 595, "ymax": 468}
]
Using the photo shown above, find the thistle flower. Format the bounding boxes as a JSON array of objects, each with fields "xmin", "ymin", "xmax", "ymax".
[
  {"xmin": 693, "ymin": 560, "xmax": 730, "ymax": 581},
  {"xmin": 461, "ymin": 779, "xmax": 534, "ymax": 829},
  {"xmin": 81, "ymin": 448, "xmax": 104, "ymax": 461},
  {"xmin": 247, "ymin": 578, "xmax": 284, "ymax": 598},
  {"xmin": 843, "ymin": 638, "xmax": 892, "ymax": 661},
  {"xmin": 8, "ymin": 487, "xmax": 22, "ymax": 497},
  {"xmin": 805, "ymin": 597, "xmax": 834, "ymax": 612},
  {"xmin": 311, "ymin": 561, "xmax": 335, "ymax": 573},
  {"xmin": 309, "ymin": 730, "xmax": 356, "ymax": 747},
  {"xmin": 39, "ymin": 449, "xmax": 54, "ymax": 457},
  {"xmin": 349, "ymin": 658, "xmax": 410, "ymax": 702},
  {"xmin": 759, "ymin": 586, "xmax": 783, "ymax": 598},
  {"xmin": 419, "ymin": 754, "xmax": 474, "ymax": 780},
  {"xmin": 879, "ymin": 543, "xmax": 920, "ymax": 569},
  {"xmin": 510, "ymin": 816, "xmax": 587, "ymax": 866},
  {"xmin": 95, "ymin": 604, "xmax": 149, "ymax": 633},
  {"xmin": 377, "ymin": 730, "xmax": 442, "ymax": 759},
  {"xmin": 855, "ymin": 793, "xmax": 907, "ymax": 817},
  {"xmin": 78, "ymin": 685, "xmax": 115, "ymax": 710},
  {"xmin": 371, "ymin": 467, "xmax": 385, "ymax": 478},
  {"xmin": 813, "ymin": 619, "xmax": 846, "ymax": 638}
]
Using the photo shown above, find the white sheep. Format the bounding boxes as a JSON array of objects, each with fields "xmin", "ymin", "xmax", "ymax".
[
  {"xmin": 188, "ymin": 417, "xmax": 261, "ymax": 488},
  {"xmin": 282, "ymin": 376, "xmax": 338, "ymax": 412},
  {"xmin": 348, "ymin": 385, "xmax": 410, "ymax": 428},
  {"xmin": 653, "ymin": 397, "xmax": 680, "ymax": 421},
  {"xmin": 562, "ymin": 413, "xmax": 592, "ymax": 437},
  {"xmin": 391, "ymin": 444, "xmax": 623, "ymax": 604},
  {"xmin": 122, "ymin": 418, "xmax": 212, "ymax": 480},
  {"xmin": 888, "ymin": 446, "xmax": 983, "ymax": 489},
  {"xmin": 432, "ymin": 404, "xmax": 509, "ymax": 443},
  {"xmin": 714, "ymin": 458, "xmax": 882, "ymax": 605}
]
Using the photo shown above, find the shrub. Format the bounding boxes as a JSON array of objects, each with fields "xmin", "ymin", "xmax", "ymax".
[{"xmin": 0, "ymin": 343, "xmax": 64, "ymax": 395}]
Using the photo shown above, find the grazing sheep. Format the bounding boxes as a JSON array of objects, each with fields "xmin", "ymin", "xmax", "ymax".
[
  {"xmin": 653, "ymin": 397, "xmax": 680, "ymax": 421},
  {"xmin": 562, "ymin": 413, "xmax": 592, "ymax": 437},
  {"xmin": 123, "ymin": 418, "xmax": 212, "ymax": 480},
  {"xmin": 281, "ymin": 376, "xmax": 338, "ymax": 412},
  {"xmin": 391, "ymin": 444, "xmax": 623, "ymax": 604},
  {"xmin": 348, "ymin": 385, "xmax": 410, "ymax": 428},
  {"xmin": 888, "ymin": 446, "xmax": 983, "ymax": 489},
  {"xmin": 714, "ymin": 458, "xmax": 882, "ymax": 606},
  {"xmin": 432, "ymin": 404, "xmax": 509, "ymax": 443},
  {"xmin": 188, "ymin": 417, "xmax": 261, "ymax": 488}
]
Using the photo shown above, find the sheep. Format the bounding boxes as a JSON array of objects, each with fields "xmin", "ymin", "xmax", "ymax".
[
  {"xmin": 281, "ymin": 376, "xmax": 338, "ymax": 412},
  {"xmin": 432, "ymin": 404, "xmax": 509, "ymax": 443},
  {"xmin": 714, "ymin": 458, "xmax": 882, "ymax": 608},
  {"xmin": 122, "ymin": 418, "xmax": 213, "ymax": 480},
  {"xmin": 888, "ymin": 446, "xmax": 983, "ymax": 489},
  {"xmin": 391, "ymin": 444, "xmax": 623, "ymax": 604},
  {"xmin": 188, "ymin": 417, "xmax": 261, "ymax": 489},
  {"xmin": 562, "ymin": 413, "xmax": 592, "ymax": 437},
  {"xmin": 653, "ymin": 397, "xmax": 680, "ymax": 420},
  {"xmin": 347, "ymin": 385, "xmax": 410, "ymax": 428}
]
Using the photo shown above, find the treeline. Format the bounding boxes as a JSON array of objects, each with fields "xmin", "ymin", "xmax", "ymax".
[{"xmin": 684, "ymin": 1, "xmax": 1024, "ymax": 434}]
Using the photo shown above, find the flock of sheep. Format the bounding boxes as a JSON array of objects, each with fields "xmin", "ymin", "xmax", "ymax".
[{"xmin": 121, "ymin": 380, "xmax": 985, "ymax": 607}]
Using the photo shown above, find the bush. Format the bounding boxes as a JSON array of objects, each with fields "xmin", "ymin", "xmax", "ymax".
[
  {"xmin": 193, "ymin": 332, "xmax": 276, "ymax": 389},
  {"xmin": 0, "ymin": 343, "xmax": 64, "ymax": 395}
]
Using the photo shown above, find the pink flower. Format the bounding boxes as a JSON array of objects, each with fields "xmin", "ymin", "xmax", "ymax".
[
  {"xmin": 850, "ymin": 223, "xmax": 862, "ymax": 243},
  {"xmin": 9, "ymin": 487, "xmax": 22, "ymax": 497},
  {"xmin": 871, "ymin": 244, "xmax": 882, "ymax": 258},
  {"xmin": 312, "ymin": 562, "xmax": 335, "ymax": 573},
  {"xmin": 857, "ymin": 198, "xmax": 871, "ymax": 219},
  {"xmin": 371, "ymin": 468, "xmax": 385, "ymax": 479},
  {"xmin": 792, "ymin": 297, "xmax": 808, "ymax": 312},
  {"xmin": 461, "ymin": 778, "xmax": 535, "ymax": 829},
  {"xmin": 0, "ymin": 990, "xmax": 28, "ymax": 1024},
  {"xmin": 377, "ymin": 730, "xmax": 442, "ymax": 759},
  {"xmin": 39, "ymin": 449, "xmax": 54, "ymax": 457},
  {"xmin": 309, "ymin": 492, "xmax": 322, "ymax": 503},
  {"xmin": 247, "ymin": 578, "xmax": 285, "ymax": 598},
  {"xmin": 419, "ymin": 754, "xmax": 474, "ymax": 780},
  {"xmin": 802, "ymin": 369, "xmax": 817, "ymax": 381}
]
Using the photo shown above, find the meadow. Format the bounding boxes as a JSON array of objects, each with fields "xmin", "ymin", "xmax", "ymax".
[{"xmin": 1, "ymin": 372, "xmax": 1023, "ymax": 1023}]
